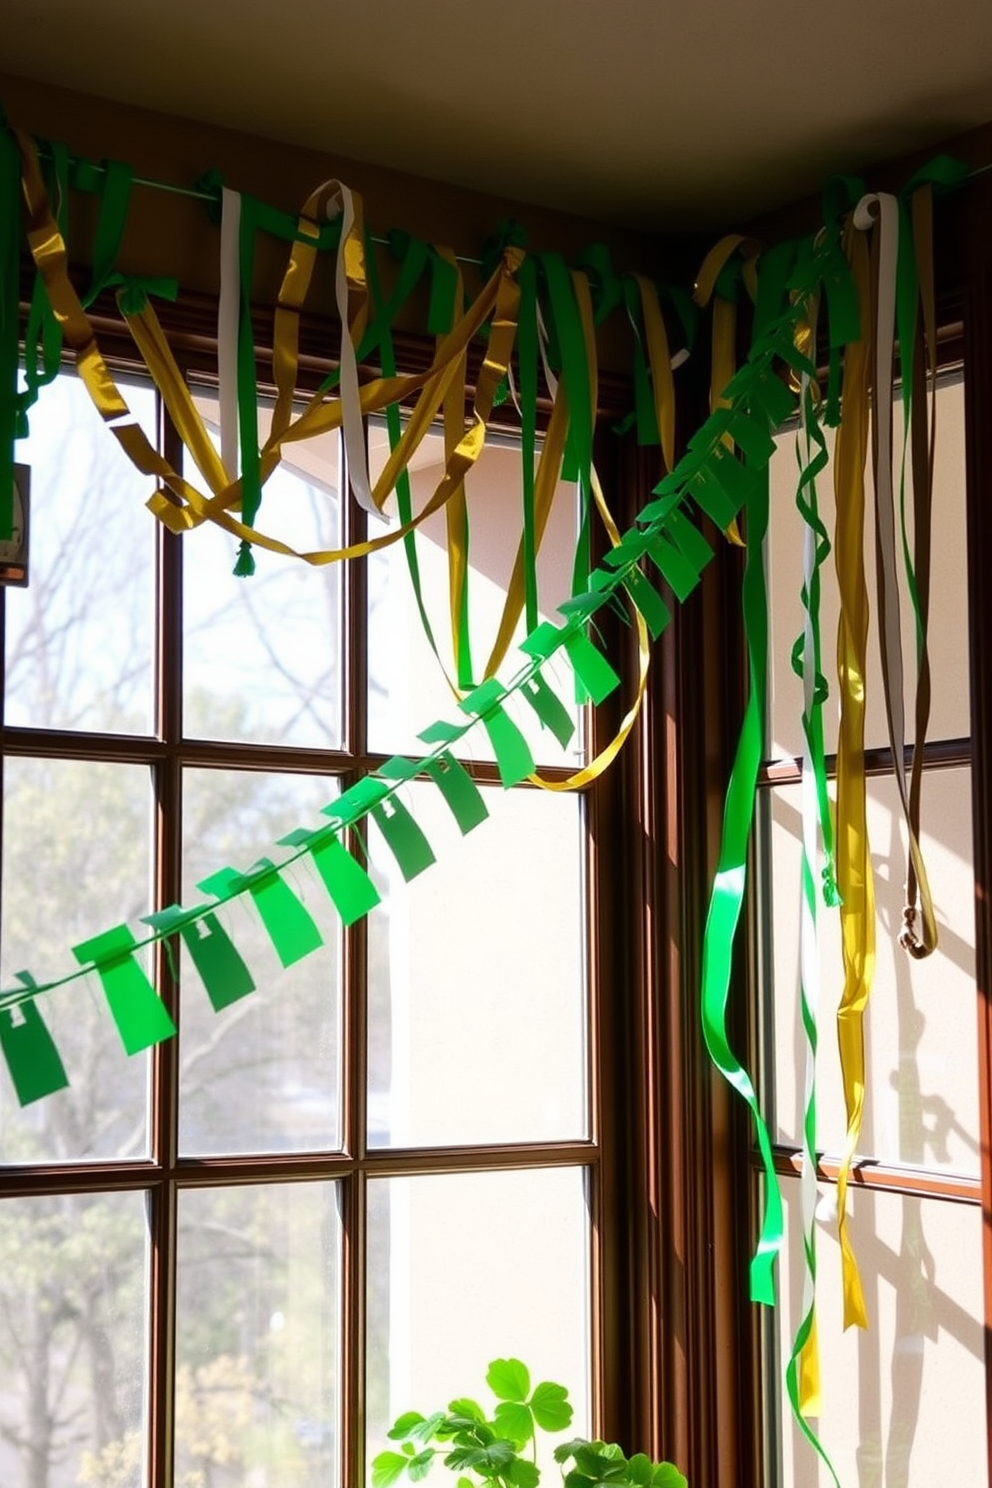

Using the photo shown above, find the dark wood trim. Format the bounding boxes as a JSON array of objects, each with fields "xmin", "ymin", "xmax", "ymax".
[
  {"xmin": 765, "ymin": 1147, "xmax": 982, "ymax": 1205},
  {"xmin": 759, "ymin": 735, "xmax": 973, "ymax": 787}
]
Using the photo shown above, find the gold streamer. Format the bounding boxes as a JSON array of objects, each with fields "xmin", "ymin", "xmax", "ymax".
[
  {"xmin": 833, "ymin": 219, "xmax": 874, "ymax": 1332},
  {"xmin": 693, "ymin": 234, "xmax": 761, "ymax": 546},
  {"xmin": 16, "ymin": 128, "xmax": 527, "ymax": 572},
  {"xmin": 529, "ymin": 279, "xmax": 650, "ymax": 792},
  {"xmin": 632, "ymin": 273, "xmax": 676, "ymax": 473}
]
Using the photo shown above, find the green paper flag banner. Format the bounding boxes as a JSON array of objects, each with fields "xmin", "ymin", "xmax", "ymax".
[
  {"xmin": 621, "ymin": 566, "xmax": 671, "ymax": 641},
  {"xmin": 310, "ymin": 831, "xmax": 382, "ymax": 924},
  {"xmin": 562, "ymin": 630, "xmax": 621, "ymax": 705},
  {"xmin": 689, "ymin": 461, "xmax": 740, "ymax": 531},
  {"xmin": 179, "ymin": 913, "xmax": 256, "ymax": 1012},
  {"xmin": 0, "ymin": 979, "xmax": 69, "ymax": 1105},
  {"xmin": 459, "ymin": 679, "xmax": 536, "ymax": 786},
  {"xmin": 198, "ymin": 862, "xmax": 324, "ymax": 968},
  {"xmin": 278, "ymin": 824, "xmax": 381, "ymax": 926},
  {"xmin": 518, "ymin": 671, "xmax": 575, "ymax": 750},
  {"xmin": 425, "ymin": 752, "xmax": 490, "ymax": 834},
  {"xmin": 370, "ymin": 797, "xmax": 436, "ymax": 881},
  {"xmin": 149, "ymin": 906, "xmax": 257, "ymax": 1013},
  {"xmin": 661, "ymin": 507, "xmax": 714, "ymax": 576},
  {"xmin": 645, "ymin": 532, "xmax": 701, "ymax": 603},
  {"xmin": 72, "ymin": 925, "xmax": 177, "ymax": 1055},
  {"xmin": 481, "ymin": 707, "xmax": 535, "ymax": 786},
  {"xmin": 329, "ymin": 775, "xmax": 390, "ymax": 825}
]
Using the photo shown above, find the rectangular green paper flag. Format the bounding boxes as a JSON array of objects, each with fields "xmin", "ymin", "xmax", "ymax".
[
  {"xmin": 519, "ymin": 672, "xmax": 575, "ymax": 750},
  {"xmin": 198, "ymin": 863, "xmax": 323, "ymax": 969},
  {"xmin": 310, "ymin": 832, "xmax": 382, "ymax": 925},
  {"xmin": 563, "ymin": 630, "xmax": 621, "ymax": 705},
  {"xmin": 0, "ymin": 987, "xmax": 69, "ymax": 1105},
  {"xmin": 665, "ymin": 508, "xmax": 713, "ymax": 575},
  {"xmin": 73, "ymin": 926, "xmax": 177, "ymax": 1056},
  {"xmin": 459, "ymin": 679, "xmax": 536, "ymax": 786},
  {"xmin": 622, "ymin": 567, "xmax": 671, "ymax": 640},
  {"xmin": 645, "ymin": 533, "xmax": 701, "ymax": 602},
  {"xmin": 183, "ymin": 914, "xmax": 256, "ymax": 1011},
  {"xmin": 279, "ymin": 826, "xmax": 381, "ymax": 927},
  {"xmin": 425, "ymin": 752, "xmax": 489, "ymax": 834},
  {"xmin": 144, "ymin": 904, "xmax": 256, "ymax": 1012},
  {"xmin": 371, "ymin": 797, "xmax": 436, "ymax": 881}
]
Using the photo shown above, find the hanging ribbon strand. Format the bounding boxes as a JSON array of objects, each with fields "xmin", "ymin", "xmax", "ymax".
[
  {"xmin": 832, "ymin": 215, "xmax": 874, "ymax": 1333},
  {"xmin": 856, "ymin": 190, "xmax": 938, "ymax": 962}
]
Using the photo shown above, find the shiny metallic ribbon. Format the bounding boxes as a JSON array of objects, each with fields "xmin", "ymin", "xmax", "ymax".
[{"xmin": 833, "ymin": 218, "xmax": 874, "ymax": 1332}]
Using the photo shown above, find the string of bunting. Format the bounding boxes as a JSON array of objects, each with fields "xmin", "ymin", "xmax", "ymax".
[{"xmin": 0, "ymin": 164, "xmax": 837, "ymax": 1094}]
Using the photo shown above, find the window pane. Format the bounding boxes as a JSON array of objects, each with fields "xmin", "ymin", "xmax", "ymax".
[
  {"xmin": 0, "ymin": 1190, "xmax": 148, "ymax": 1488},
  {"xmin": 6, "ymin": 371, "xmax": 157, "ymax": 734},
  {"xmin": 760, "ymin": 767, "xmax": 978, "ymax": 1174},
  {"xmin": 765, "ymin": 373, "xmax": 969, "ymax": 760},
  {"xmin": 367, "ymin": 783, "xmax": 586, "ymax": 1148},
  {"xmin": 179, "ymin": 768, "xmax": 343, "ymax": 1155},
  {"xmin": 0, "ymin": 757, "xmax": 153, "ymax": 1163},
  {"xmin": 176, "ymin": 1182, "xmax": 341, "ymax": 1486},
  {"xmin": 366, "ymin": 425, "xmax": 584, "ymax": 768},
  {"xmin": 366, "ymin": 1166, "xmax": 591, "ymax": 1464},
  {"xmin": 184, "ymin": 393, "xmax": 344, "ymax": 750},
  {"xmin": 772, "ymin": 1180, "xmax": 987, "ymax": 1487}
]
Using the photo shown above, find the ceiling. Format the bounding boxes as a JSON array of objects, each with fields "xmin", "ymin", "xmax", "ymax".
[{"xmin": 2, "ymin": 0, "xmax": 992, "ymax": 231}]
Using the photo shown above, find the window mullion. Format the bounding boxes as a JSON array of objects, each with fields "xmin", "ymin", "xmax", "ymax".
[{"xmin": 147, "ymin": 391, "xmax": 183, "ymax": 1488}]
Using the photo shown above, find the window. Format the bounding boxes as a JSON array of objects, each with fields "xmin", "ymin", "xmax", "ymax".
[
  {"xmin": 0, "ymin": 324, "xmax": 619, "ymax": 1486},
  {"xmin": 755, "ymin": 357, "xmax": 988, "ymax": 1484}
]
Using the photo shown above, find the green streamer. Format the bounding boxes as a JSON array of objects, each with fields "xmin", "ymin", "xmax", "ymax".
[
  {"xmin": 754, "ymin": 238, "xmax": 802, "ymax": 340},
  {"xmin": 783, "ymin": 368, "xmax": 843, "ymax": 1488},
  {"xmin": 425, "ymin": 752, "xmax": 490, "ymax": 834},
  {"xmin": 81, "ymin": 158, "xmax": 133, "ymax": 307},
  {"xmin": 0, "ymin": 977, "xmax": 69, "ymax": 1105},
  {"xmin": 625, "ymin": 278, "xmax": 661, "ymax": 448},
  {"xmin": 539, "ymin": 251, "xmax": 593, "ymax": 489},
  {"xmin": 365, "ymin": 229, "xmax": 451, "ymax": 678},
  {"xmin": 698, "ymin": 431, "xmax": 783, "ymax": 1308},
  {"xmin": 427, "ymin": 246, "xmax": 459, "ymax": 334},
  {"xmin": 579, "ymin": 243, "xmax": 624, "ymax": 326},
  {"xmin": 519, "ymin": 671, "xmax": 575, "ymax": 749},
  {"xmin": 791, "ymin": 382, "xmax": 839, "ymax": 899},
  {"xmin": 198, "ymin": 862, "xmax": 323, "ymax": 968},
  {"xmin": 72, "ymin": 926, "xmax": 176, "ymax": 1055},
  {"xmin": 370, "ymin": 797, "xmax": 435, "ymax": 881}
]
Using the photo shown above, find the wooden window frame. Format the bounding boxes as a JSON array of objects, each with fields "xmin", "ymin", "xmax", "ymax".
[
  {"xmin": 619, "ymin": 172, "xmax": 992, "ymax": 1488},
  {"xmin": 0, "ymin": 282, "xmax": 674, "ymax": 1488}
]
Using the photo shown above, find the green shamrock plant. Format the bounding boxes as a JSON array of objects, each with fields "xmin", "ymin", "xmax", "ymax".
[{"xmin": 370, "ymin": 1358, "xmax": 687, "ymax": 1488}]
